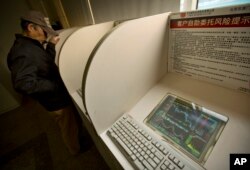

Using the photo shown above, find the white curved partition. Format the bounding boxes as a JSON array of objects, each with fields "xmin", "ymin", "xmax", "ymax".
[
  {"xmin": 56, "ymin": 22, "xmax": 122, "ymax": 169},
  {"xmin": 83, "ymin": 13, "xmax": 170, "ymax": 135},
  {"xmin": 58, "ymin": 22, "xmax": 114, "ymax": 94},
  {"xmin": 55, "ymin": 27, "xmax": 79, "ymax": 66}
]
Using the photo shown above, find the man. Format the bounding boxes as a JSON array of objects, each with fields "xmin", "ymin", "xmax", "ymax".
[{"xmin": 7, "ymin": 11, "xmax": 85, "ymax": 155}]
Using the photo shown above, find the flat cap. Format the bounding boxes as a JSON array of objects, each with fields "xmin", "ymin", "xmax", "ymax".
[{"xmin": 21, "ymin": 10, "xmax": 58, "ymax": 36}]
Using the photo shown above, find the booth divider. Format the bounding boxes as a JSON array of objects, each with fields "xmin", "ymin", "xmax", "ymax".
[
  {"xmin": 83, "ymin": 13, "xmax": 170, "ymax": 134},
  {"xmin": 58, "ymin": 22, "xmax": 114, "ymax": 94}
]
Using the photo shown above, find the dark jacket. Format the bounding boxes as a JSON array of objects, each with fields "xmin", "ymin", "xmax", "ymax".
[{"xmin": 7, "ymin": 34, "xmax": 71, "ymax": 111}]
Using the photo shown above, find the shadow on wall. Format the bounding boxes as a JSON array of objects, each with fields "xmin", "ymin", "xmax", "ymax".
[{"xmin": 0, "ymin": 1, "xmax": 30, "ymax": 114}]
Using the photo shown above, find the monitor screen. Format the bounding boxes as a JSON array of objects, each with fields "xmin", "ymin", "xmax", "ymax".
[{"xmin": 145, "ymin": 94, "xmax": 228, "ymax": 164}]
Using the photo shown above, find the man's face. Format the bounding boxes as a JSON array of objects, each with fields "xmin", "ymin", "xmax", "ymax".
[{"xmin": 28, "ymin": 24, "xmax": 47, "ymax": 43}]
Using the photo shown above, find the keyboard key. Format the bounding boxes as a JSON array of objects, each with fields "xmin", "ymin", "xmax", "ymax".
[
  {"xmin": 148, "ymin": 145, "xmax": 153, "ymax": 150},
  {"xmin": 147, "ymin": 158, "xmax": 157, "ymax": 168},
  {"xmin": 155, "ymin": 151, "xmax": 164, "ymax": 160},
  {"xmin": 152, "ymin": 140, "xmax": 157, "ymax": 145},
  {"xmin": 133, "ymin": 149, "xmax": 137, "ymax": 154},
  {"xmin": 147, "ymin": 136, "xmax": 152, "ymax": 141},
  {"xmin": 168, "ymin": 164, "xmax": 175, "ymax": 170},
  {"xmin": 168, "ymin": 154, "xmax": 175, "ymax": 160},
  {"xmin": 164, "ymin": 160, "xmax": 170, "ymax": 166},
  {"xmin": 142, "ymin": 147, "xmax": 147, "ymax": 152},
  {"xmin": 144, "ymin": 154, "xmax": 149, "ymax": 159},
  {"xmin": 150, "ymin": 153, "xmax": 154, "ymax": 158},
  {"xmin": 159, "ymin": 145, "xmax": 164, "ymax": 151},
  {"xmin": 134, "ymin": 159, "xmax": 145, "ymax": 169},
  {"xmin": 142, "ymin": 160, "xmax": 153, "ymax": 170},
  {"xmin": 138, "ymin": 148, "xmax": 142, "ymax": 152},
  {"xmin": 139, "ymin": 156, "xmax": 144, "ymax": 161},
  {"xmin": 178, "ymin": 161, "xmax": 185, "ymax": 169},
  {"xmin": 131, "ymin": 155, "xmax": 136, "ymax": 161},
  {"xmin": 162, "ymin": 149, "xmax": 168, "ymax": 155},
  {"xmin": 153, "ymin": 157, "xmax": 160, "ymax": 164},
  {"xmin": 173, "ymin": 157, "xmax": 179, "ymax": 164},
  {"xmin": 161, "ymin": 164, "xmax": 167, "ymax": 170}
]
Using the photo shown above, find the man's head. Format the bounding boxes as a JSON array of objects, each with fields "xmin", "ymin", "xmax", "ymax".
[{"xmin": 20, "ymin": 11, "xmax": 58, "ymax": 43}]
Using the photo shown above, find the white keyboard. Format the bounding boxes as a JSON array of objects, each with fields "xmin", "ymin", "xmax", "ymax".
[{"xmin": 107, "ymin": 115, "xmax": 203, "ymax": 170}]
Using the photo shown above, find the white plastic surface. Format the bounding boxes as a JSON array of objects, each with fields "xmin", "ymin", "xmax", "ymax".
[
  {"xmin": 58, "ymin": 22, "xmax": 114, "ymax": 94},
  {"xmin": 83, "ymin": 13, "xmax": 170, "ymax": 134},
  {"xmin": 55, "ymin": 27, "xmax": 79, "ymax": 66}
]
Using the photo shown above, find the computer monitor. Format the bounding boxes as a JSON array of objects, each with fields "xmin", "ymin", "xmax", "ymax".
[{"xmin": 145, "ymin": 94, "xmax": 228, "ymax": 164}]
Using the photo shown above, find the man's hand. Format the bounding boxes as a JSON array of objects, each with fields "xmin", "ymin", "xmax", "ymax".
[{"xmin": 49, "ymin": 36, "xmax": 60, "ymax": 45}]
